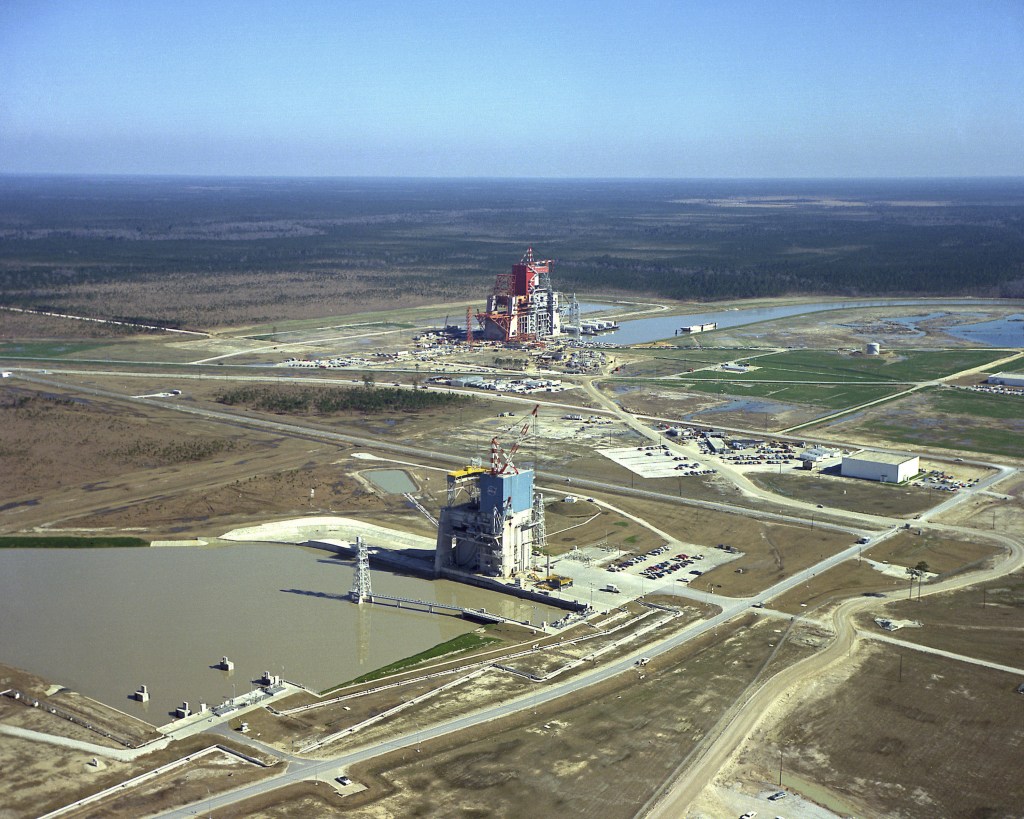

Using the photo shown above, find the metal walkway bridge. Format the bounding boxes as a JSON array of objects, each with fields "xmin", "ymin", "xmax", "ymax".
[{"xmin": 366, "ymin": 594, "xmax": 509, "ymax": 625}]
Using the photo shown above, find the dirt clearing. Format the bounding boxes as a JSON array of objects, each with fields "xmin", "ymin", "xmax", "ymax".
[{"xmin": 754, "ymin": 641, "xmax": 1024, "ymax": 818}]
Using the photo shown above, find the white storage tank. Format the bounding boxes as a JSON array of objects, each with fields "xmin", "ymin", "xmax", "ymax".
[{"xmin": 866, "ymin": 342, "xmax": 881, "ymax": 355}]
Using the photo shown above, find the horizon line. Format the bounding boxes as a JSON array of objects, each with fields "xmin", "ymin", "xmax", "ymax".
[{"xmin": 2, "ymin": 172, "xmax": 1024, "ymax": 183}]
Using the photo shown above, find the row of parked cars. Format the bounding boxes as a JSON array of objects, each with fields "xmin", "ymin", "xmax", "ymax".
[
  {"xmin": 607, "ymin": 545, "xmax": 671, "ymax": 573},
  {"xmin": 642, "ymin": 552, "xmax": 705, "ymax": 581},
  {"xmin": 606, "ymin": 545, "xmax": 710, "ymax": 582}
]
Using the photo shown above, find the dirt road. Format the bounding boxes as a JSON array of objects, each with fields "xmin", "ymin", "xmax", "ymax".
[{"xmin": 642, "ymin": 530, "xmax": 1024, "ymax": 818}]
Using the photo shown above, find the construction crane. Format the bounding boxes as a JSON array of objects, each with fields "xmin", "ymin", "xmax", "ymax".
[
  {"xmin": 404, "ymin": 492, "xmax": 439, "ymax": 527},
  {"xmin": 490, "ymin": 404, "xmax": 539, "ymax": 475}
]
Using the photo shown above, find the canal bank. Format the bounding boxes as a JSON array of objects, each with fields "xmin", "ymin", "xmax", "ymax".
[{"xmin": 0, "ymin": 539, "xmax": 564, "ymax": 726}]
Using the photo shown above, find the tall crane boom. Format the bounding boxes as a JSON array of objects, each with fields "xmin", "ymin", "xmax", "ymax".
[{"xmin": 490, "ymin": 404, "xmax": 539, "ymax": 475}]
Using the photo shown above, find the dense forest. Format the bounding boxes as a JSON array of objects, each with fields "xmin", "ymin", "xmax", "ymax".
[
  {"xmin": 215, "ymin": 384, "xmax": 471, "ymax": 415},
  {"xmin": 1, "ymin": 176, "xmax": 1022, "ymax": 327}
]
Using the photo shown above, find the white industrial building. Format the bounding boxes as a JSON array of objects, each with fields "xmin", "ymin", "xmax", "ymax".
[
  {"xmin": 987, "ymin": 372, "xmax": 1024, "ymax": 388},
  {"xmin": 798, "ymin": 445, "xmax": 841, "ymax": 462},
  {"xmin": 841, "ymin": 451, "xmax": 920, "ymax": 483}
]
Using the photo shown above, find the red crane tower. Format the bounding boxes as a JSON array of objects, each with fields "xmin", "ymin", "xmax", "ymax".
[
  {"xmin": 477, "ymin": 247, "xmax": 556, "ymax": 342},
  {"xmin": 490, "ymin": 404, "xmax": 539, "ymax": 475}
]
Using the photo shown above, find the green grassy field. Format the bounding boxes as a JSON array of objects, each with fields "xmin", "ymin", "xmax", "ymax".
[
  {"xmin": 325, "ymin": 632, "xmax": 501, "ymax": 690},
  {"xmin": 748, "ymin": 473, "xmax": 940, "ymax": 517},
  {"xmin": 230, "ymin": 304, "xmax": 455, "ymax": 338},
  {"xmin": 929, "ymin": 388, "xmax": 1024, "ymax": 420},
  {"xmin": 680, "ymin": 349, "xmax": 1009, "ymax": 383},
  {"xmin": 845, "ymin": 387, "xmax": 1024, "ymax": 457},
  {"xmin": 0, "ymin": 340, "xmax": 115, "ymax": 358},
  {"xmin": 679, "ymin": 379, "xmax": 901, "ymax": 409},
  {"xmin": 619, "ymin": 348, "xmax": 744, "ymax": 377}
]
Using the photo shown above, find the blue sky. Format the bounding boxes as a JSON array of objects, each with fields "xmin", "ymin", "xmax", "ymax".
[{"xmin": 2, "ymin": 1, "xmax": 1022, "ymax": 177}]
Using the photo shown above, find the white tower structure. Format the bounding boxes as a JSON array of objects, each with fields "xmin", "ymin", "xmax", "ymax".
[
  {"xmin": 565, "ymin": 292, "xmax": 581, "ymax": 337},
  {"xmin": 531, "ymin": 490, "xmax": 547, "ymax": 569},
  {"xmin": 349, "ymin": 536, "xmax": 372, "ymax": 603}
]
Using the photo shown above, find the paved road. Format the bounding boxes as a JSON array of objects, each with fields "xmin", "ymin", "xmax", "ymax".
[
  {"xmin": 153, "ymin": 516, "xmax": 967, "ymax": 818},
  {"xmin": 9, "ymin": 365, "xmax": 1013, "ymax": 527},
  {"xmin": 12, "ymin": 373, "xmax": 875, "ymax": 538},
  {"xmin": 8, "ymin": 366, "xmax": 1019, "ymax": 816}
]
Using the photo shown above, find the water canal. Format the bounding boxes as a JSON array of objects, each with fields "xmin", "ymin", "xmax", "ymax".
[
  {"xmin": 596, "ymin": 298, "xmax": 1024, "ymax": 346},
  {"xmin": 0, "ymin": 543, "xmax": 563, "ymax": 725}
]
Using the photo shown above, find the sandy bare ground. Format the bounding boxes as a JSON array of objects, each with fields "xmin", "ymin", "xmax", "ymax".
[
  {"xmin": 645, "ymin": 524, "xmax": 1024, "ymax": 819},
  {"xmin": 0, "ymin": 381, "xmax": 488, "ymax": 539},
  {"xmin": 0, "ymin": 665, "xmax": 277, "ymax": 819}
]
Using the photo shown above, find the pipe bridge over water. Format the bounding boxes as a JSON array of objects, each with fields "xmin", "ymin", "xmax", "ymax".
[{"xmin": 365, "ymin": 594, "xmax": 508, "ymax": 625}]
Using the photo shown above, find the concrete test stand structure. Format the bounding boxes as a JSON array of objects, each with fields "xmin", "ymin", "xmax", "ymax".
[
  {"xmin": 434, "ymin": 407, "xmax": 546, "ymax": 579},
  {"xmin": 477, "ymin": 247, "xmax": 563, "ymax": 342}
]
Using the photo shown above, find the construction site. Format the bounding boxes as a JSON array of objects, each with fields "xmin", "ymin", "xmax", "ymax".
[
  {"xmin": 476, "ymin": 247, "xmax": 569, "ymax": 342},
  {"xmin": 2, "ymin": 279, "xmax": 1024, "ymax": 819}
]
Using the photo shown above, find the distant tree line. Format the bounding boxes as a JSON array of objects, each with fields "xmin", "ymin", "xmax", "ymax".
[
  {"xmin": 215, "ymin": 384, "xmax": 471, "ymax": 415},
  {"xmin": 3, "ymin": 177, "xmax": 1024, "ymax": 318}
]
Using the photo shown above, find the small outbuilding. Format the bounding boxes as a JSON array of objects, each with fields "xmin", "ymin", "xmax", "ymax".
[
  {"xmin": 799, "ymin": 445, "xmax": 841, "ymax": 462},
  {"xmin": 842, "ymin": 450, "xmax": 920, "ymax": 483}
]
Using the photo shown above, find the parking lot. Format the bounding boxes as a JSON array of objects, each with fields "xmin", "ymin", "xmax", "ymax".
[
  {"xmin": 598, "ymin": 444, "xmax": 715, "ymax": 479},
  {"xmin": 604, "ymin": 542, "xmax": 743, "ymax": 589}
]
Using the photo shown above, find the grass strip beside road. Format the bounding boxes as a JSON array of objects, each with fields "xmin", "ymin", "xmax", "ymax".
[
  {"xmin": 680, "ymin": 349, "xmax": 1010, "ymax": 383},
  {"xmin": 0, "ymin": 535, "xmax": 149, "ymax": 548},
  {"xmin": 323, "ymin": 633, "xmax": 502, "ymax": 692}
]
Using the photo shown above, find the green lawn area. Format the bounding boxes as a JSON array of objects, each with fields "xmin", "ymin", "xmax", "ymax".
[
  {"xmin": 748, "ymin": 473, "xmax": 940, "ymax": 517},
  {"xmin": 232, "ymin": 304, "xmax": 447, "ymax": 338},
  {"xmin": 681, "ymin": 349, "xmax": 1009, "ymax": 383}
]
